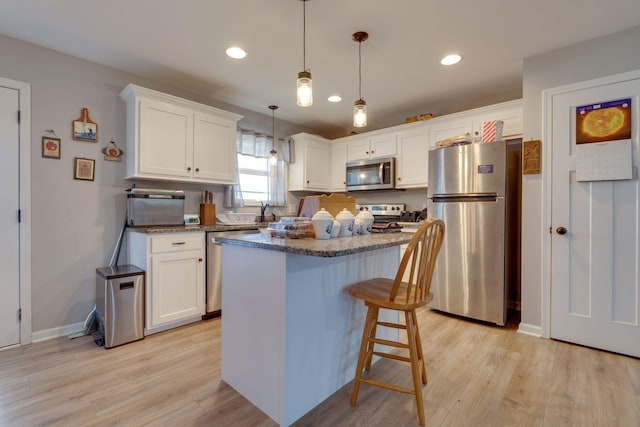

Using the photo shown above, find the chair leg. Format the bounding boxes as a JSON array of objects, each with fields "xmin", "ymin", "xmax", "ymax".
[
  {"xmin": 351, "ymin": 305, "xmax": 377, "ymax": 406},
  {"xmin": 412, "ymin": 310, "xmax": 428, "ymax": 384},
  {"xmin": 405, "ymin": 310, "xmax": 426, "ymax": 426},
  {"xmin": 364, "ymin": 306, "xmax": 379, "ymax": 371}
]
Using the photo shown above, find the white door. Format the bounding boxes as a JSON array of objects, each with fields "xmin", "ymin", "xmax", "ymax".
[
  {"xmin": 0, "ymin": 85, "xmax": 21, "ymax": 348},
  {"xmin": 550, "ymin": 74, "xmax": 640, "ymax": 357}
]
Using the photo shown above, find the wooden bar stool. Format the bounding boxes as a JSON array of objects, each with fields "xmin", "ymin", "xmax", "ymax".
[{"xmin": 345, "ymin": 218, "xmax": 445, "ymax": 425}]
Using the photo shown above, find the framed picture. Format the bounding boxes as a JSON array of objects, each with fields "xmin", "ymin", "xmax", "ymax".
[
  {"xmin": 42, "ymin": 136, "xmax": 61, "ymax": 159},
  {"xmin": 72, "ymin": 107, "xmax": 98, "ymax": 142},
  {"xmin": 74, "ymin": 157, "xmax": 95, "ymax": 181}
]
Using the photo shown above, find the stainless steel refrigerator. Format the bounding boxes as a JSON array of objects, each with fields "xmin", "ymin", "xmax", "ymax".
[{"xmin": 426, "ymin": 140, "xmax": 521, "ymax": 325}]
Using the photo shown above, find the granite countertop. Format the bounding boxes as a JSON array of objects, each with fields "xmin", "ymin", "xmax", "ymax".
[
  {"xmin": 127, "ymin": 223, "xmax": 265, "ymax": 233},
  {"xmin": 215, "ymin": 232, "xmax": 413, "ymax": 258}
]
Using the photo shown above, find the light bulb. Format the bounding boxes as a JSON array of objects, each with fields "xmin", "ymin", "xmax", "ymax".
[
  {"xmin": 269, "ymin": 149, "xmax": 278, "ymax": 165},
  {"xmin": 297, "ymin": 71, "xmax": 313, "ymax": 107},
  {"xmin": 353, "ymin": 100, "xmax": 367, "ymax": 127}
]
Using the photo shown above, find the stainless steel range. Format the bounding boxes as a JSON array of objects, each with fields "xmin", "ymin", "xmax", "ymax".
[{"xmin": 356, "ymin": 204, "xmax": 405, "ymax": 223}]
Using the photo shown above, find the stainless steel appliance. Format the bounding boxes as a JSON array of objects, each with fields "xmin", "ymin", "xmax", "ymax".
[
  {"xmin": 346, "ymin": 157, "xmax": 396, "ymax": 191},
  {"xmin": 204, "ymin": 228, "xmax": 259, "ymax": 319},
  {"xmin": 126, "ymin": 188, "xmax": 185, "ymax": 227},
  {"xmin": 427, "ymin": 140, "xmax": 521, "ymax": 325},
  {"xmin": 356, "ymin": 203, "xmax": 405, "ymax": 222},
  {"xmin": 95, "ymin": 265, "xmax": 145, "ymax": 348}
]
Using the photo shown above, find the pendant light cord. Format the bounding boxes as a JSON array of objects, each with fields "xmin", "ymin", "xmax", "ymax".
[
  {"xmin": 302, "ymin": 0, "xmax": 307, "ymax": 71},
  {"xmin": 358, "ymin": 40, "xmax": 362, "ymax": 100}
]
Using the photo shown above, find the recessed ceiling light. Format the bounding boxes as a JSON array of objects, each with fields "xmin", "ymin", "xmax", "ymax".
[
  {"xmin": 328, "ymin": 95, "xmax": 342, "ymax": 103},
  {"xmin": 440, "ymin": 54, "xmax": 462, "ymax": 66},
  {"xmin": 226, "ymin": 46, "xmax": 247, "ymax": 59}
]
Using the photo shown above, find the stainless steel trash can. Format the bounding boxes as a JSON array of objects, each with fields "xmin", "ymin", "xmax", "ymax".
[{"xmin": 96, "ymin": 265, "xmax": 145, "ymax": 348}]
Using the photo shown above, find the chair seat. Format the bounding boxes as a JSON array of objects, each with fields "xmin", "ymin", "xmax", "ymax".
[{"xmin": 345, "ymin": 278, "xmax": 433, "ymax": 311}]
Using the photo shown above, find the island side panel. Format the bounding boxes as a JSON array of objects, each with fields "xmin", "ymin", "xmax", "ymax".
[
  {"xmin": 284, "ymin": 247, "xmax": 401, "ymax": 426},
  {"xmin": 221, "ymin": 244, "xmax": 287, "ymax": 423}
]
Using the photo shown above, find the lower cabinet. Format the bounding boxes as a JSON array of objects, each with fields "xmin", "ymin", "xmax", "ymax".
[{"xmin": 127, "ymin": 231, "xmax": 205, "ymax": 335}]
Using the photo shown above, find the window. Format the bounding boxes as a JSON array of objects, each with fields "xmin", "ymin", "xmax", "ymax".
[{"xmin": 237, "ymin": 153, "xmax": 269, "ymax": 204}]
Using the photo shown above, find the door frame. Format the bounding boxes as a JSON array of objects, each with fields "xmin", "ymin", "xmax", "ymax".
[
  {"xmin": 0, "ymin": 77, "xmax": 31, "ymax": 346},
  {"xmin": 541, "ymin": 69, "xmax": 640, "ymax": 339}
]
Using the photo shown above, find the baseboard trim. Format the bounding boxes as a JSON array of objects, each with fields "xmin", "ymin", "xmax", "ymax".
[
  {"xmin": 517, "ymin": 322, "xmax": 542, "ymax": 337},
  {"xmin": 32, "ymin": 321, "xmax": 85, "ymax": 343}
]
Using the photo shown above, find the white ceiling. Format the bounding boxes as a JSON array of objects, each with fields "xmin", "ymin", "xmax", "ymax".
[{"xmin": 2, "ymin": 1, "xmax": 640, "ymax": 138}]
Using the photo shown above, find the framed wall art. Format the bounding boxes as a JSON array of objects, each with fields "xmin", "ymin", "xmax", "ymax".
[
  {"xmin": 42, "ymin": 136, "xmax": 61, "ymax": 159},
  {"xmin": 74, "ymin": 157, "xmax": 95, "ymax": 181},
  {"xmin": 72, "ymin": 108, "xmax": 98, "ymax": 142}
]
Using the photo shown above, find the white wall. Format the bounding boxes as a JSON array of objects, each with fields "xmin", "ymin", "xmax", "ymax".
[
  {"xmin": 0, "ymin": 34, "xmax": 318, "ymax": 334},
  {"xmin": 520, "ymin": 25, "xmax": 640, "ymax": 331}
]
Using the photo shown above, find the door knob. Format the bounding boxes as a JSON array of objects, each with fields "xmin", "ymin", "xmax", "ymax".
[{"xmin": 556, "ymin": 226, "xmax": 567, "ymax": 235}]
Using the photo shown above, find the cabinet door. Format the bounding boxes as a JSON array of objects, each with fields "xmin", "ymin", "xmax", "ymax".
[
  {"xmin": 304, "ymin": 139, "xmax": 331, "ymax": 190},
  {"xmin": 429, "ymin": 118, "xmax": 473, "ymax": 146},
  {"xmin": 370, "ymin": 134, "xmax": 397, "ymax": 159},
  {"xmin": 139, "ymin": 98, "xmax": 193, "ymax": 178},
  {"xmin": 396, "ymin": 129, "xmax": 429, "ymax": 188},
  {"xmin": 149, "ymin": 250, "xmax": 204, "ymax": 328},
  {"xmin": 330, "ymin": 141, "xmax": 347, "ymax": 192},
  {"xmin": 472, "ymin": 103, "xmax": 523, "ymax": 140},
  {"xmin": 346, "ymin": 137, "xmax": 372, "ymax": 161},
  {"xmin": 193, "ymin": 112, "xmax": 236, "ymax": 183}
]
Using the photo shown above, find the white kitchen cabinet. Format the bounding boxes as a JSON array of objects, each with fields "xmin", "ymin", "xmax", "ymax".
[
  {"xmin": 346, "ymin": 133, "xmax": 397, "ymax": 161},
  {"xmin": 127, "ymin": 231, "xmax": 205, "ymax": 335},
  {"xmin": 396, "ymin": 127, "xmax": 430, "ymax": 188},
  {"xmin": 330, "ymin": 140, "xmax": 348, "ymax": 192},
  {"xmin": 120, "ymin": 84, "xmax": 242, "ymax": 184},
  {"xmin": 288, "ymin": 133, "xmax": 331, "ymax": 191},
  {"xmin": 429, "ymin": 117, "xmax": 473, "ymax": 146},
  {"xmin": 471, "ymin": 99, "xmax": 523, "ymax": 140}
]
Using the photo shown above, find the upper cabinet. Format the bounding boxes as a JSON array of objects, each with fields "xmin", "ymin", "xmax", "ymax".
[
  {"xmin": 120, "ymin": 84, "xmax": 243, "ymax": 184},
  {"xmin": 396, "ymin": 126, "xmax": 430, "ymax": 188},
  {"xmin": 429, "ymin": 118, "xmax": 473, "ymax": 145},
  {"xmin": 288, "ymin": 133, "xmax": 331, "ymax": 192},
  {"xmin": 470, "ymin": 101, "xmax": 523, "ymax": 140},
  {"xmin": 330, "ymin": 139, "xmax": 348, "ymax": 192},
  {"xmin": 346, "ymin": 134, "xmax": 397, "ymax": 161}
]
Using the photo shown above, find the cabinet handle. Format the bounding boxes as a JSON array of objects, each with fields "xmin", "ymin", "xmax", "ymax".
[
  {"xmin": 398, "ymin": 177, "xmax": 402, "ymax": 181},
  {"xmin": 371, "ymin": 150, "xmax": 374, "ymax": 154},
  {"xmin": 187, "ymin": 167, "xmax": 192, "ymax": 171},
  {"xmin": 306, "ymin": 180, "xmax": 310, "ymax": 184},
  {"xmin": 172, "ymin": 242, "xmax": 186, "ymax": 245},
  {"xmin": 343, "ymin": 181, "xmax": 346, "ymax": 185},
  {"xmin": 366, "ymin": 151, "xmax": 369, "ymax": 154},
  {"xmin": 195, "ymin": 167, "xmax": 200, "ymax": 172},
  {"xmin": 198, "ymin": 257, "xmax": 203, "ymax": 262}
]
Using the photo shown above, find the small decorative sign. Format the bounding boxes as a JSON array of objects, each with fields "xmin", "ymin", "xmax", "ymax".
[
  {"xmin": 523, "ymin": 140, "xmax": 541, "ymax": 174},
  {"xmin": 74, "ymin": 157, "xmax": 95, "ymax": 181},
  {"xmin": 42, "ymin": 136, "xmax": 61, "ymax": 159},
  {"xmin": 72, "ymin": 108, "xmax": 98, "ymax": 142},
  {"xmin": 102, "ymin": 139, "xmax": 124, "ymax": 162}
]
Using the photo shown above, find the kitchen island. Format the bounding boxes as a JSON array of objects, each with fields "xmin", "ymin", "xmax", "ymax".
[{"xmin": 216, "ymin": 232, "xmax": 413, "ymax": 426}]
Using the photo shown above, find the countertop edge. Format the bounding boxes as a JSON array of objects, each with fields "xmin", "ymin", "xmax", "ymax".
[{"xmin": 216, "ymin": 233, "xmax": 413, "ymax": 257}]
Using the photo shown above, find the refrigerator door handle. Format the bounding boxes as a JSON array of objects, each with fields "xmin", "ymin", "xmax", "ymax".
[{"xmin": 432, "ymin": 193, "xmax": 499, "ymax": 203}]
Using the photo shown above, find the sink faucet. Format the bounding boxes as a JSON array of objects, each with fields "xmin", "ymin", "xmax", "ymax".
[{"xmin": 260, "ymin": 202, "xmax": 269, "ymax": 223}]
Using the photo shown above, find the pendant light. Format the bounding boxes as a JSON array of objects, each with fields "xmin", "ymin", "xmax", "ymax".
[
  {"xmin": 296, "ymin": 0, "xmax": 312, "ymax": 107},
  {"xmin": 353, "ymin": 31, "xmax": 368, "ymax": 128},
  {"xmin": 269, "ymin": 105, "xmax": 278, "ymax": 165}
]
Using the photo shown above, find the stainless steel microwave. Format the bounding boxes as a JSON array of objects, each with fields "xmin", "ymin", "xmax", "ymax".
[{"xmin": 345, "ymin": 157, "xmax": 396, "ymax": 191}]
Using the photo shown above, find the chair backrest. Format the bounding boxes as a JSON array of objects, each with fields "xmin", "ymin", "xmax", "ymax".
[{"xmin": 390, "ymin": 218, "xmax": 445, "ymax": 304}]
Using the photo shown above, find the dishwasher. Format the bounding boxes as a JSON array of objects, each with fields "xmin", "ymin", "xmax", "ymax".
[{"xmin": 204, "ymin": 228, "xmax": 259, "ymax": 319}]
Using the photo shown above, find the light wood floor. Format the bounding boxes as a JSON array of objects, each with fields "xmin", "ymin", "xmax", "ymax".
[{"xmin": 1, "ymin": 309, "xmax": 639, "ymax": 426}]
